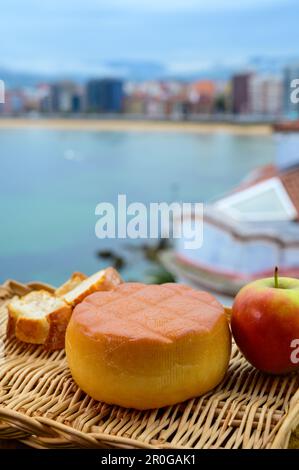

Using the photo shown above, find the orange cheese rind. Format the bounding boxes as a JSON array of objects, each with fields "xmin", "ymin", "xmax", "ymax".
[{"xmin": 66, "ymin": 283, "xmax": 231, "ymax": 409}]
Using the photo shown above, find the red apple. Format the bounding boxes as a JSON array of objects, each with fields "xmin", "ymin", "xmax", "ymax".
[{"xmin": 231, "ymin": 269, "xmax": 299, "ymax": 374}]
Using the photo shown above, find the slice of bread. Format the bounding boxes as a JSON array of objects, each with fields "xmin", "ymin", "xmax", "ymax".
[
  {"xmin": 6, "ymin": 267, "xmax": 122, "ymax": 350},
  {"xmin": 62, "ymin": 267, "xmax": 122, "ymax": 306},
  {"xmin": 55, "ymin": 272, "xmax": 87, "ymax": 297},
  {"xmin": 7, "ymin": 290, "xmax": 72, "ymax": 350}
]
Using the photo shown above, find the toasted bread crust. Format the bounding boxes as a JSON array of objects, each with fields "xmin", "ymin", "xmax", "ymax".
[
  {"xmin": 7, "ymin": 293, "xmax": 72, "ymax": 349},
  {"xmin": 6, "ymin": 267, "xmax": 122, "ymax": 350},
  {"xmin": 15, "ymin": 315, "xmax": 49, "ymax": 345},
  {"xmin": 6, "ymin": 307, "xmax": 17, "ymax": 338},
  {"xmin": 55, "ymin": 272, "xmax": 87, "ymax": 297},
  {"xmin": 100, "ymin": 267, "xmax": 123, "ymax": 291},
  {"xmin": 63, "ymin": 267, "xmax": 123, "ymax": 306},
  {"xmin": 45, "ymin": 304, "xmax": 73, "ymax": 350}
]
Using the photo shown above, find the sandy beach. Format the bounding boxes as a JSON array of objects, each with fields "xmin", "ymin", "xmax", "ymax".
[{"xmin": 0, "ymin": 118, "xmax": 273, "ymax": 135}]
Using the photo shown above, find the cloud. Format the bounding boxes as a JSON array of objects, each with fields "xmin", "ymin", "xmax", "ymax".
[
  {"xmin": 1, "ymin": 0, "xmax": 288, "ymax": 14},
  {"xmin": 166, "ymin": 61, "xmax": 212, "ymax": 75},
  {"xmin": 0, "ymin": 0, "xmax": 297, "ymax": 76},
  {"xmin": 104, "ymin": 0, "xmax": 286, "ymax": 12},
  {"xmin": 0, "ymin": 57, "xmax": 121, "ymax": 77}
]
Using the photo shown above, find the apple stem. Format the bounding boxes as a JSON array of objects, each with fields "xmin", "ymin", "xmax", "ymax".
[{"xmin": 274, "ymin": 266, "xmax": 279, "ymax": 288}]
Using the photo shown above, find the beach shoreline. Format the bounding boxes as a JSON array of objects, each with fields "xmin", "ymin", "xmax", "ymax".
[{"xmin": 0, "ymin": 118, "xmax": 273, "ymax": 135}]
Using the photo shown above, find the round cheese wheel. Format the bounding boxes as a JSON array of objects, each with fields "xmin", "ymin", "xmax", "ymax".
[{"xmin": 66, "ymin": 283, "xmax": 231, "ymax": 409}]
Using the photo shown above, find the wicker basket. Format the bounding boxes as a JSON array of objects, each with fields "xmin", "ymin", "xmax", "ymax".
[{"xmin": 0, "ymin": 279, "xmax": 299, "ymax": 449}]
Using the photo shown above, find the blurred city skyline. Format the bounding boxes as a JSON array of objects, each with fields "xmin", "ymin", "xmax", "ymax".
[{"xmin": 1, "ymin": 0, "xmax": 299, "ymax": 79}]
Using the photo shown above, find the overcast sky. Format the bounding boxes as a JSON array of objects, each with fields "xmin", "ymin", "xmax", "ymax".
[{"xmin": 0, "ymin": 0, "xmax": 298, "ymax": 75}]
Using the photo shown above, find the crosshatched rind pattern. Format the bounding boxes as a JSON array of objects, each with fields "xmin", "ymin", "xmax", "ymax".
[{"xmin": 0, "ymin": 280, "xmax": 299, "ymax": 449}]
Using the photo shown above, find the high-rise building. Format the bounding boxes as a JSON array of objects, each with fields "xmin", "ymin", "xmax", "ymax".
[
  {"xmin": 283, "ymin": 64, "xmax": 299, "ymax": 118},
  {"xmin": 86, "ymin": 79, "xmax": 124, "ymax": 113},
  {"xmin": 50, "ymin": 81, "xmax": 82, "ymax": 113},
  {"xmin": 248, "ymin": 75, "xmax": 283, "ymax": 116},
  {"xmin": 231, "ymin": 73, "xmax": 252, "ymax": 114}
]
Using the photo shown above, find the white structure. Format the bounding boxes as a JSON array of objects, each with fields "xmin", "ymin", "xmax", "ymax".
[
  {"xmin": 249, "ymin": 75, "xmax": 283, "ymax": 116},
  {"xmin": 164, "ymin": 133, "xmax": 299, "ymax": 298}
]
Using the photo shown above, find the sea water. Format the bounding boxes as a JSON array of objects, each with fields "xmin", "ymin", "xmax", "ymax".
[{"xmin": 0, "ymin": 128, "xmax": 274, "ymax": 286}]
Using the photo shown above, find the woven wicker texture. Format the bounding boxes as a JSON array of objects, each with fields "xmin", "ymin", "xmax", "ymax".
[{"xmin": 0, "ymin": 280, "xmax": 299, "ymax": 449}]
